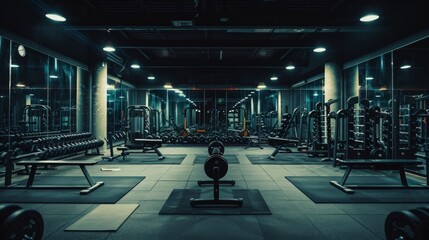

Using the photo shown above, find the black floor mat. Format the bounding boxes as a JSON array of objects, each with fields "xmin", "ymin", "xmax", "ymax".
[
  {"xmin": 0, "ymin": 176, "xmax": 144, "ymax": 204},
  {"xmin": 159, "ymin": 189, "xmax": 271, "ymax": 215},
  {"xmin": 194, "ymin": 154, "xmax": 240, "ymax": 164},
  {"xmin": 246, "ymin": 153, "xmax": 327, "ymax": 164},
  {"xmin": 286, "ymin": 176, "xmax": 429, "ymax": 203},
  {"xmin": 99, "ymin": 154, "xmax": 186, "ymax": 164}
]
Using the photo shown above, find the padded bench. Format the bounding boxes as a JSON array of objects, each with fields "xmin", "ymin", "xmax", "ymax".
[
  {"xmin": 15, "ymin": 160, "xmax": 104, "ymax": 195},
  {"xmin": 330, "ymin": 159, "xmax": 423, "ymax": 194},
  {"xmin": 117, "ymin": 138, "xmax": 165, "ymax": 161},
  {"xmin": 267, "ymin": 137, "xmax": 300, "ymax": 159}
]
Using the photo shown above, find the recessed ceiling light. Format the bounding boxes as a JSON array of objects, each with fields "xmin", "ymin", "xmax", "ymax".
[
  {"xmin": 270, "ymin": 76, "xmax": 278, "ymax": 81},
  {"xmin": 164, "ymin": 82, "xmax": 173, "ymax": 89},
  {"xmin": 16, "ymin": 83, "xmax": 26, "ymax": 88},
  {"xmin": 400, "ymin": 65, "xmax": 411, "ymax": 69},
  {"xmin": 366, "ymin": 77, "xmax": 374, "ymax": 80},
  {"xmin": 103, "ymin": 46, "xmax": 115, "ymax": 52},
  {"xmin": 131, "ymin": 64, "xmax": 140, "ymax": 69},
  {"xmin": 313, "ymin": 92, "xmax": 319, "ymax": 97},
  {"xmin": 313, "ymin": 47, "xmax": 326, "ymax": 53},
  {"xmin": 148, "ymin": 76, "xmax": 155, "ymax": 80},
  {"xmin": 49, "ymin": 75, "xmax": 58, "ymax": 79},
  {"xmin": 45, "ymin": 13, "xmax": 66, "ymax": 22},
  {"xmin": 257, "ymin": 82, "xmax": 267, "ymax": 89},
  {"xmin": 360, "ymin": 14, "xmax": 379, "ymax": 22},
  {"xmin": 285, "ymin": 65, "xmax": 295, "ymax": 70}
]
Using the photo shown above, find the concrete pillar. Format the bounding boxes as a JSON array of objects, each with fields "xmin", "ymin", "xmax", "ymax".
[
  {"xmin": 76, "ymin": 67, "xmax": 90, "ymax": 132},
  {"xmin": 92, "ymin": 61, "xmax": 107, "ymax": 152},
  {"xmin": 324, "ymin": 62, "xmax": 343, "ymax": 112}
]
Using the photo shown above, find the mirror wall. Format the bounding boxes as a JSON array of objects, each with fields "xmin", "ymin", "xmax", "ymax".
[{"xmin": 0, "ymin": 36, "xmax": 83, "ymax": 150}]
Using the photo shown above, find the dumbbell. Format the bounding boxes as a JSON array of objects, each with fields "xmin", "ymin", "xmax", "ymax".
[
  {"xmin": 385, "ymin": 207, "xmax": 429, "ymax": 240},
  {"xmin": 0, "ymin": 204, "xmax": 44, "ymax": 240}
]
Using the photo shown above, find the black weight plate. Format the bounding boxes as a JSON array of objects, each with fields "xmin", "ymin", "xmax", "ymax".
[
  {"xmin": 0, "ymin": 204, "xmax": 22, "ymax": 225},
  {"xmin": 204, "ymin": 155, "xmax": 228, "ymax": 179},
  {"xmin": 385, "ymin": 210, "xmax": 425, "ymax": 240},
  {"xmin": 208, "ymin": 140, "xmax": 225, "ymax": 155},
  {"xmin": 410, "ymin": 208, "xmax": 429, "ymax": 237},
  {"xmin": 0, "ymin": 209, "xmax": 44, "ymax": 240},
  {"xmin": 370, "ymin": 148, "xmax": 386, "ymax": 159}
]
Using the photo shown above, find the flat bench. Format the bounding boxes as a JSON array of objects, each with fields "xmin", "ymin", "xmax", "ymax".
[
  {"xmin": 267, "ymin": 137, "xmax": 300, "ymax": 159},
  {"xmin": 15, "ymin": 160, "xmax": 104, "ymax": 195},
  {"xmin": 330, "ymin": 159, "xmax": 423, "ymax": 194},
  {"xmin": 117, "ymin": 138, "xmax": 165, "ymax": 161}
]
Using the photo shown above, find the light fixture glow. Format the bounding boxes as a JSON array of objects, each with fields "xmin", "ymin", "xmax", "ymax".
[
  {"xmin": 45, "ymin": 13, "xmax": 66, "ymax": 22},
  {"xmin": 360, "ymin": 14, "xmax": 379, "ymax": 22},
  {"xmin": 375, "ymin": 95, "xmax": 381, "ymax": 98},
  {"xmin": 257, "ymin": 82, "xmax": 267, "ymax": 89},
  {"xmin": 11, "ymin": 64, "xmax": 19, "ymax": 68},
  {"xmin": 103, "ymin": 46, "xmax": 115, "ymax": 52},
  {"xmin": 148, "ymin": 76, "xmax": 155, "ymax": 80},
  {"xmin": 285, "ymin": 65, "xmax": 295, "ymax": 70},
  {"xmin": 131, "ymin": 64, "xmax": 140, "ymax": 69},
  {"xmin": 366, "ymin": 77, "xmax": 374, "ymax": 80},
  {"xmin": 49, "ymin": 75, "xmax": 58, "ymax": 79},
  {"xmin": 119, "ymin": 96, "xmax": 125, "ymax": 99},
  {"xmin": 16, "ymin": 83, "xmax": 26, "ymax": 88},
  {"xmin": 313, "ymin": 47, "xmax": 326, "ymax": 53},
  {"xmin": 313, "ymin": 92, "xmax": 319, "ymax": 97},
  {"xmin": 270, "ymin": 76, "xmax": 278, "ymax": 81},
  {"xmin": 164, "ymin": 82, "xmax": 173, "ymax": 89},
  {"xmin": 400, "ymin": 65, "xmax": 411, "ymax": 69}
]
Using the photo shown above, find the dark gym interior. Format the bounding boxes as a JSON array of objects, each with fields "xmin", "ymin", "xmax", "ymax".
[{"xmin": 0, "ymin": 1, "xmax": 429, "ymax": 239}]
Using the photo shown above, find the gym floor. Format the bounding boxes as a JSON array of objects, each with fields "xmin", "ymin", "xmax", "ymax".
[{"xmin": 10, "ymin": 145, "xmax": 427, "ymax": 240}]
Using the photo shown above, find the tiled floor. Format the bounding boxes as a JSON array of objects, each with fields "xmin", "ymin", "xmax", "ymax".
[{"xmin": 5, "ymin": 145, "xmax": 429, "ymax": 240}]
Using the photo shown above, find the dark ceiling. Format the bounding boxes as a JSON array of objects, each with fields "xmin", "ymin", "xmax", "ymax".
[{"xmin": 1, "ymin": 0, "xmax": 428, "ymax": 89}]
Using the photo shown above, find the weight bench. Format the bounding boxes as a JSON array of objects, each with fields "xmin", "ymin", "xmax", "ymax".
[
  {"xmin": 330, "ymin": 159, "xmax": 423, "ymax": 194},
  {"xmin": 15, "ymin": 160, "xmax": 104, "ymax": 195},
  {"xmin": 117, "ymin": 138, "xmax": 165, "ymax": 161},
  {"xmin": 267, "ymin": 137, "xmax": 300, "ymax": 159}
]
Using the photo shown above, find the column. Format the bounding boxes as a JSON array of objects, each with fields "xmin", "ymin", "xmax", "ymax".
[
  {"xmin": 76, "ymin": 67, "xmax": 90, "ymax": 132},
  {"xmin": 324, "ymin": 62, "xmax": 343, "ymax": 112},
  {"xmin": 92, "ymin": 61, "xmax": 107, "ymax": 151}
]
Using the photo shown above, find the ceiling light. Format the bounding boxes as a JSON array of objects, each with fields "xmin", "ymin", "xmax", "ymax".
[
  {"xmin": 400, "ymin": 65, "xmax": 411, "ymax": 69},
  {"xmin": 270, "ymin": 76, "xmax": 278, "ymax": 81},
  {"xmin": 16, "ymin": 83, "xmax": 26, "ymax": 88},
  {"xmin": 49, "ymin": 75, "xmax": 58, "ymax": 79},
  {"xmin": 131, "ymin": 64, "xmax": 140, "ymax": 69},
  {"xmin": 375, "ymin": 95, "xmax": 381, "ymax": 98},
  {"xmin": 313, "ymin": 47, "xmax": 326, "ymax": 53},
  {"xmin": 103, "ymin": 45, "xmax": 115, "ymax": 52},
  {"xmin": 313, "ymin": 92, "xmax": 319, "ymax": 97},
  {"xmin": 29, "ymin": 94, "xmax": 34, "ymax": 96},
  {"xmin": 257, "ymin": 82, "xmax": 267, "ymax": 89},
  {"xmin": 285, "ymin": 65, "xmax": 295, "ymax": 70},
  {"xmin": 366, "ymin": 77, "xmax": 374, "ymax": 80},
  {"xmin": 119, "ymin": 96, "xmax": 125, "ymax": 99},
  {"xmin": 11, "ymin": 64, "xmax": 19, "ymax": 68},
  {"xmin": 360, "ymin": 14, "xmax": 379, "ymax": 22},
  {"xmin": 45, "ymin": 13, "xmax": 66, "ymax": 22},
  {"xmin": 164, "ymin": 82, "xmax": 173, "ymax": 89},
  {"xmin": 148, "ymin": 76, "xmax": 155, "ymax": 80}
]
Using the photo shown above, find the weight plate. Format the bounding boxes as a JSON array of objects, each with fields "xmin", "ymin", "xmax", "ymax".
[
  {"xmin": 204, "ymin": 155, "xmax": 228, "ymax": 179},
  {"xmin": 0, "ymin": 208, "xmax": 44, "ymax": 240},
  {"xmin": 385, "ymin": 210, "xmax": 425, "ymax": 240},
  {"xmin": 410, "ymin": 208, "xmax": 429, "ymax": 238},
  {"xmin": 370, "ymin": 148, "xmax": 386, "ymax": 159},
  {"xmin": 0, "ymin": 204, "xmax": 22, "ymax": 225},
  {"xmin": 208, "ymin": 140, "xmax": 225, "ymax": 155}
]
